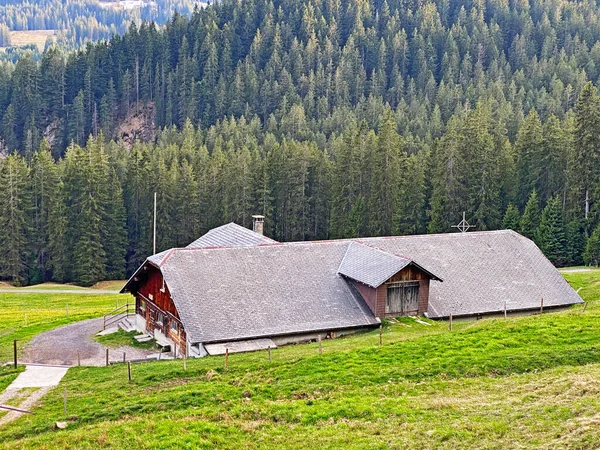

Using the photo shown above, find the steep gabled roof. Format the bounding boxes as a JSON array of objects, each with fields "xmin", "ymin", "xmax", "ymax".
[
  {"xmin": 186, "ymin": 222, "xmax": 277, "ymax": 249},
  {"xmin": 338, "ymin": 241, "xmax": 416, "ymax": 288},
  {"xmin": 160, "ymin": 242, "xmax": 380, "ymax": 344}
]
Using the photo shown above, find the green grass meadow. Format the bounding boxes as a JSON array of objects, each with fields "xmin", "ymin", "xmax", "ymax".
[
  {"xmin": 0, "ymin": 292, "xmax": 131, "ymax": 362},
  {"xmin": 0, "ymin": 270, "xmax": 598, "ymax": 448}
]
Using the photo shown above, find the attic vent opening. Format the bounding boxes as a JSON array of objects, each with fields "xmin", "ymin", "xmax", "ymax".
[{"xmin": 252, "ymin": 215, "xmax": 265, "ymax": 235}]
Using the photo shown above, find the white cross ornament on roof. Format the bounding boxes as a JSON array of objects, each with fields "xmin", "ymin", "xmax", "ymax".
[{"xmin": 452, "ymin": 212, "xmax": 476, "ymax": 233}]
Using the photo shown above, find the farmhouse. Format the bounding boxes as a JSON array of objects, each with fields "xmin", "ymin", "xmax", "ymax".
[{"xmin": 121, "ymin": 218, "xmax": 583, "ymax": 357}]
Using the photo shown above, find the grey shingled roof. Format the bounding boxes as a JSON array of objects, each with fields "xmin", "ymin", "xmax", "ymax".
[
  {"xmin": 125, "ymin": 227, "xmax": 582, "ymax": 344},
  {"xmin": 338, "ymin": 241, "xmax": 412, "ymax": 288},
  {"xmin": 186, "ymin": 222, "xmax": 277, "ymax": 249},
  {"xmin": 160, "ymin": 243, "xmax": 380, "ymax": 344},
  {"xmin": 357, "ymin": 230, "xmax": 583, "ymax": 318}
]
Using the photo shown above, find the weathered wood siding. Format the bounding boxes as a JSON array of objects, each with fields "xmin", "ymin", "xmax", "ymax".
[
  {"xmin": 135, "ymin": 266, "xmax": 187, "ymax": 356},
  {"xmin": 351, "ymin": 265, "xmax": 432, "ymax": 318},
  {"xmin": 138, "ymin": 268, "xmax": 179, "ymax": 318}
]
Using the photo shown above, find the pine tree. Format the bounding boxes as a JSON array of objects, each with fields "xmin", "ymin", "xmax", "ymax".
[
  {"xmin": 502, "ymin": 204, "xmax": 520, "ymax": 231},
  {"xmin": 520, "ymin": 190, "xmax": 542, "ymax": 242},
  {"xmin": 537, "ymin": 196, "xmax": 567, "ymax": 266}
]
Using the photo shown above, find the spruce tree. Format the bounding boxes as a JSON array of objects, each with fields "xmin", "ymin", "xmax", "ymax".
[
  {"xmin": 0, "ymin": 154, "xmax": 31, "ymax": 284},
  {"xmin": 584, "ymin": 224, "xmax": 600, "ymax": 267},
  {"xmin": 520, "ymin": 190, "xmax": 542, "ymax": 242},
  {"xmin": 537, "ymin": 196, "xmax": 567, "ymax": 266},
  {"xmin": 502, "ymin": 204, "xmax": 521, "ymax": 231},
  {"xmin": 30, "ymin": 139, "xmax": 59, "ymax": 281}
]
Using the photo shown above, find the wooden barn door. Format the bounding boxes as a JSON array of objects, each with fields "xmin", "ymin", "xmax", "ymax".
[{"xmin": 386, "ymin": 282, "xmax": 420, "ymax": 316}]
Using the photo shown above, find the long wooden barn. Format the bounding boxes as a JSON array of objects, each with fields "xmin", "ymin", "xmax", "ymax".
[{"xmin": 121, "ymin": 218, "xmax": 582, "ymax": 357}]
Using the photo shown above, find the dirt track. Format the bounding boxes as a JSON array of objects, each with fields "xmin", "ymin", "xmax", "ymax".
[{"xmin": 21, "ymin": 318, "xmax": 153, "ymax": 366}]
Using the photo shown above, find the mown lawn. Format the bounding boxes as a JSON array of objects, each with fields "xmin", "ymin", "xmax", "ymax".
[{"xmin": 0, "ymin": 269, "xmax": 597, "ymax": 448}]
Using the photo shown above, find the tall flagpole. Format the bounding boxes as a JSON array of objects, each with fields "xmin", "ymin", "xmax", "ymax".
[{"xmin": 153, "ymin": 192, "xmax": 157, "ymax": 255}]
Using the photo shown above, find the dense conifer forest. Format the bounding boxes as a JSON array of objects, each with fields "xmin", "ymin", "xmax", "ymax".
[{"xmin": 1, "ymin": 0, "xmax": 600, "ymax": 285}]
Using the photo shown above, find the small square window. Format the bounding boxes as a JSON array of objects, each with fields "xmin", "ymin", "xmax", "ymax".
[{"xmin": 170, "ymin": 320, "xmax": 178, "ymax": 334}]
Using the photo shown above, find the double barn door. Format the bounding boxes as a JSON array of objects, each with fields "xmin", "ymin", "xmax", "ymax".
[{"xmin": 386, "ymin": 281, "xmax": 420, "ymax": 316}]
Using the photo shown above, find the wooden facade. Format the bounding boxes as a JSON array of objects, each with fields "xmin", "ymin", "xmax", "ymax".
[
  {"xmin": 135, "ymin": 266, "xmax": 187, "ymax": 356},
  {"xmin": 350, "ymin": 264, "xmax": 432, "ymax": 318}
]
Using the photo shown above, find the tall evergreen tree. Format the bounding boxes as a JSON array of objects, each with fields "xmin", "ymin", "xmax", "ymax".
[
  {"xmin": 0, "ymin": 154, "xmax": 30, "ymax": 284},
  {"xmin": 502, "ymin": 204, "xmax": 520, "ymax": 231},
  {"xmin": 520, "ymin": 190, "xmax": 542, "ymax": 242},
  {"xmin": 537, "ymin": 196, "xmax": 567, "ymax": 267}
]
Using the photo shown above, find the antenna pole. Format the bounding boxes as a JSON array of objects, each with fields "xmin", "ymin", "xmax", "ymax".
[{"xmin": 153, "ymin": 192, "xmax": 157, "ymax": 254}]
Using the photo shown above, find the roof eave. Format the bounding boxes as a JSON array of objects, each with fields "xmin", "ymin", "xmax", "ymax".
[
  {"xmin": 120, "ymin": 259, "xmax": 162, "ymax": 294},
  {"xmin": 190, "ymin": 320, "xmax": 381, "ymax": 346}
]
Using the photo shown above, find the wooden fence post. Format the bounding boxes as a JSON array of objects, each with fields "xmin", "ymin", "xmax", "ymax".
[
  {"xmin": 379, "ymin": 325, "xmax": 383, "ymax": 345},
  {"xmin": 225, "ymin": 348, "xmax": 229, "ymax": 370},
  {"xmin": 128, "ymin": 362, "xmax": 132, "ymax": 382},
  {"xmin": 449, "ymin": 313, "xmax": 453, "ymax": 331},
  {"xmin": 268, "ymin": 346, "xmax": 272, "ymax": 363},
  {"xmin": 13, "ymin": 339, "xmax": 17, "ymax": 369},
  {"xmin": 123, "ymin": 352, "xmax": 126, "ymax": 363},
  {"xmin": 183, "ymin": 354, "xmax": 187, "ymax": 371},
  {"xmin": 583, "ymin": 302, "xmax": 588, "ymax": 313},
  {"xmin": 77, "ymin": 350, "xmax": 80, "ymax": 367},
  {"xmin": 318, "ymin": 335, "xmax": 322, "ymax": 355},
  {"xmin": 63, "ymin": 389, "xmax": 67, "ymax": 416},
  {"xmin": 504, "ymin": 302, "xmax": 507, "ymax": 319},
  {"xmin": 105, "ymin": 348, "xmax": 109, "ymax": 367},
  {"xmin": 540, "ymin": 297, "xmax": 544, "ymax": 314}
]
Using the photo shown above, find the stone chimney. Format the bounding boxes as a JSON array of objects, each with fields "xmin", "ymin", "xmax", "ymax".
[{"xmin": 252, "ymin": 215, "xmax": 265, "ymax": 235}]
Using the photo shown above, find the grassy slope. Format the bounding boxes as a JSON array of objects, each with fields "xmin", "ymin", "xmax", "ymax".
[{"xmin": 0, "ymin": 270, "xmax": 597, "ymax": 448}]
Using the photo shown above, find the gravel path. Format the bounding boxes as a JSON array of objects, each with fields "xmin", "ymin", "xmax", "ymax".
[{"xmin": 21, "ymin": 318, "xmax": 153, "ymax": 366}]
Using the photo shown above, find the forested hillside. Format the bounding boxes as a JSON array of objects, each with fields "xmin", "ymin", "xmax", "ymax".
[
  {"xmin": 1, "ymin": 0, "xmax": 600, "ymax": 285},
  {"xmin": 0, "ymin": 0, "xmax": 202, "ymax": 60}
]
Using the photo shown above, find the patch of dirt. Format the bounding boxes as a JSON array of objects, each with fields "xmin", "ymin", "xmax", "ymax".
[
  {"xmin": 0, "ymin": 387, "xmax": 49, "ymax": 426},
  {"xmin": 118, "ymin": 102, "xmax": 156, "ymax": 150},
  {"xmin": 21, "ymin": 318, "xmax": 154, "ymax": 366}
]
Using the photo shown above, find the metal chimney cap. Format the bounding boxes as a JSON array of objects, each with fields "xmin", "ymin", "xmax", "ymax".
[{"xmin": 252, "ymin": 215, "xmax": 265, "ymax": 220}]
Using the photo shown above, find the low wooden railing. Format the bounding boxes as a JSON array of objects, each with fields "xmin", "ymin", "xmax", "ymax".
[{"xmin": 103, "ymin": 303, "xmax": 134, "ymax": 330}]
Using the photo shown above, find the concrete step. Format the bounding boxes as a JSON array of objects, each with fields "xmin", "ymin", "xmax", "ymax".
[
  {"xmin": 118, "ymin": 320, "xmax": 136, "ymax": 333},
  {"xmin": 155, "ymin": 336, "xmax": 171, "ymax": 350},
  {"xmin": 134, "ymin": 334, "xmax": 153, "ymax": 343}
]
